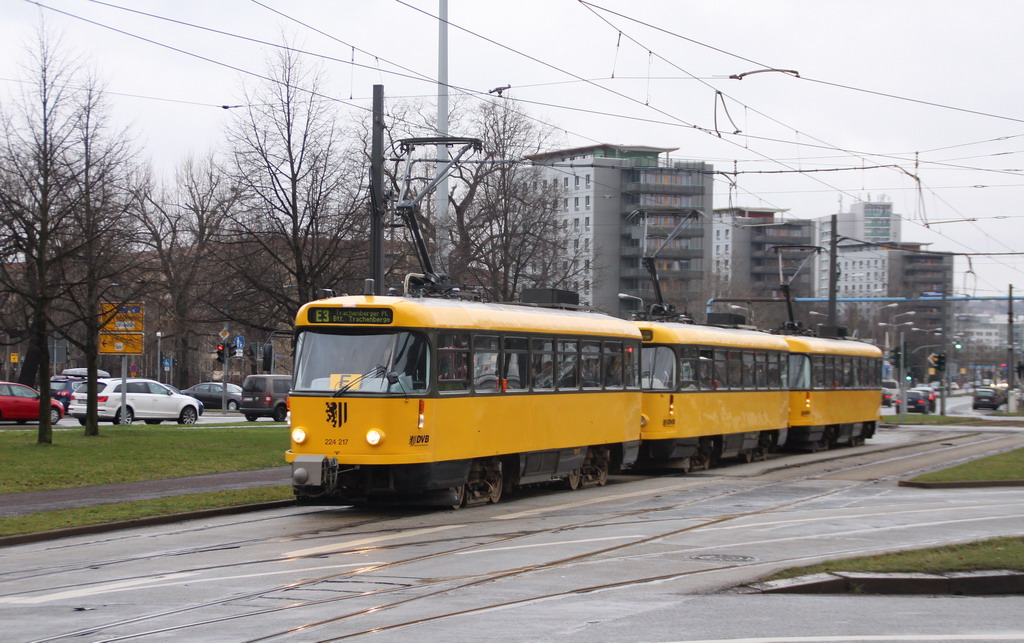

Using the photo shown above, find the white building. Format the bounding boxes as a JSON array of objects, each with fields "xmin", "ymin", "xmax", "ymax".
[{"xmin": 528, "ymin": 144, "xmax": 714, "ymax": 317}]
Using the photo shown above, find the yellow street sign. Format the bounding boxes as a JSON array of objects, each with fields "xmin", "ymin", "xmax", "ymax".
[
  {"xmin": 10, "ymin": 352, "xmax": 18, "ymax": 364},
  {"xmin": 101, "ymin": 302, "xmax": 144, "ymax": 333},
  {"xmin": 99, "ymin": 332, "xmax": 144, "ymax": 355}
]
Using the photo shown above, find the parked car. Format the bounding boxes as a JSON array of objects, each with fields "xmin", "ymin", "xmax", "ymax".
[
  {"xmin": 0, "ymin": 381, "xmax": 64, "ymax": 424},
  {"xmin": 50, "ymin": 368, "xmax": 112, "ymax": 410},
  {"xmin": 240, "ymin": 374, "xmax": 291, "ymax": 422},
  {"xmin": 902, "ymin": 389, "xmax": 930, "ymax": 414},
  {"xmin": 49, "ymin": 377, "xmax": 78, "ymax": 411},
  {"xmin": 68, "ymin": 377, "xmax": 203, "ymax": 425},
  {"xmin": 181, "ymin": 382, "xmax": 242, "ymax": 411},
  {"xmin": 972, "ymin": 387, "xmax": 1005, "ymax": 410}
]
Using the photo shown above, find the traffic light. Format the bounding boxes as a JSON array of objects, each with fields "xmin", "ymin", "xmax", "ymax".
[
  {"xmin": 935, "ymin": 353, "xmax": 946, "ymax": 371},
  {"xmin": 891, "ymin": 346, "xmax": 902, "ymax": 368},
  {"xmin": 953, "ymin": 340, "xmax": 962, "ymax": 350},
  {"xmin": 262, "ymin": 342, "xmax": 273, "ymax": 371},
  {"xmin": 216, "ymin": 344, "xmax": 225, "ymax": 363}
]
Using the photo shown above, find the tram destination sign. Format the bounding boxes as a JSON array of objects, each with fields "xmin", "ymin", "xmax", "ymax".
[{"xmin": 307, "ymin": 307, "xmax": 394, "ymax": 325}]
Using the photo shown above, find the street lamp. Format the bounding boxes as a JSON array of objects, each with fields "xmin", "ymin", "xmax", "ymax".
[
  {"xmin": 155, "ymin": 331, "xmax": 162, "ymax": 384},
  {"xmin": 730, "ymin": 304, "xmax": 753, "ymax": 324},
  {"xmin": 880, "ymin": 319, "xmax": 914, "ymax": 420},
  {"xmin": 618, "ymin": 293, "xmax": 644, "ymax": 318}
]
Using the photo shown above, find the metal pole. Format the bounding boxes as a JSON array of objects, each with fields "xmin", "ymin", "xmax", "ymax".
[
  {"xmin": 827, "ymin": 213, "xmax": 838, "ymax": 326},
  {"xmin": 897, "ymin": 329, "xmax": 905, "ymax": 423},
  {"xmin": 1009, "ymin": 284, "xmax": 1015, "ymax": 389},
  {"xmin": 370, "ymin": 85, "xmax": 385, "ymax": 294},
  {"xmin": 155, "ymin": 331, "xmax": 162, "ymax": 384},
  {"xmin": 940, "ymin": 291, "xmax": 948, "ymax": 415},
  {"xmin": 119, "ymin": 354, "xmax": 128, "ymax": 424},
  {"xmin": 221, "ymin": 327, "xmax": 229, "ymax": 412},
  {"xmin": 435, "ymin": 0, "xmax": 450, "ymax": 272}
]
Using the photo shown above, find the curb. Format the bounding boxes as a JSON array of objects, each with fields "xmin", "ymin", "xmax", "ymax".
[
  {"xmin": 899, "ymin": 479, "xmax": 1024, "ymax": 489},
  {"xmin": 741, "ymin": 570, "xmax": 1024, "ymax": 595},
  {"xmin": 0, "ymin": 500, "xmax": 295, "ymax": 548}
]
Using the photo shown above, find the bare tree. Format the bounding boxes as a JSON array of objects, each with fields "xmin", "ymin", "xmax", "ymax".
[
  {"xmin": 0, "ymin": 26, "xmax": 89, "ymax": 443},
  {"xmin": 222, "ymin": 45, "xmax": 367, "ymax": 327},
  {"xmin": 54, "ymin": 75, "xmax": 146, "ymax": 436},
  {"xmin": 444, "ymin": 100, "xmax": 587, "ymax": 301},
  {"xmin": 134, "ymin": 154, "xmax": 234, "ymax": 389}
]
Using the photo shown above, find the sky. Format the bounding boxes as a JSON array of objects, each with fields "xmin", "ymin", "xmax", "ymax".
[{"xmin": 2, "ymin": 0, "xmax": 1023, "ymax": 301}]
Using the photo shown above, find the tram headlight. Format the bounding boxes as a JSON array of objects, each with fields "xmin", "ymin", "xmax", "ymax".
[
  {"xmin": 291, "ymin": 428, "xmax": 307, "ymax": 444},
  {"xmin": 366, "ymin": 428, "xmax": 384, "ymax": 446}
]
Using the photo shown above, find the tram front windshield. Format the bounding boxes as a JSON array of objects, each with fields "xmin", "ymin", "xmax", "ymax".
[{"xmin": 293, "ymin": 330, "xmax": 430, "ymax": 394}]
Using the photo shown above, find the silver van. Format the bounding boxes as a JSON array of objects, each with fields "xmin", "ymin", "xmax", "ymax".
[{"xmin": 240, "ymin": 374, "xmax": 291, "ymax": 422}]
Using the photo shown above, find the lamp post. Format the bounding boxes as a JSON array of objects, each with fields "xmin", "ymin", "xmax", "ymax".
[
  {"xmin": 155, "ymin": 331, "xmax": 162, "ymax": 384},
  {"xmin": 618, "ymin": 292, "xmax": 644, "ymax": 318},
  {"xmin": 730, "ymin": 304, "xmax": 752, "ymax": 325},
  {"xmin": 881, "ymin": 312, "xmax": 915, "ymax": 422}
]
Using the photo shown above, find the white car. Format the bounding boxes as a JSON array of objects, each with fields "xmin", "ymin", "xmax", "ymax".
[{"xmin": 69, "ymin": 377, "xmax": 203, "ymax": 425}]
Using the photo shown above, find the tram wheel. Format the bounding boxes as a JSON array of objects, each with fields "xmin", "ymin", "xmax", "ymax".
[
  {"xmin": 594, "ymin": 456, "xmax": 609, "ymax": 487},
  {"xmin": 566, "ymin": 468, "xmax": 582, "ymax": 490},
  {"xmin": 449, "ymin": 484, "xmax": 467, "ymax": 510},
  {"xmin": 486, "ymin": 464, "xmax": 503, "ymax": 504}
]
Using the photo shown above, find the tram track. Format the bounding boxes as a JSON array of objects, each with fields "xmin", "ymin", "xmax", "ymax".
[{"xmin": 16, "ymin": 426, "xmax": 1023, "ymax": 642}]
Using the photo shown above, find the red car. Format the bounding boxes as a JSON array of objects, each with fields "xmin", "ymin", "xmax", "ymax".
[{"xmin": 0, "ymin": 381, "xmax": 64, "ymax": 424}]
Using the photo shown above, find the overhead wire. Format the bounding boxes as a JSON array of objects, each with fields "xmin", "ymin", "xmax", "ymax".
[{"xmin": 23, "ymin": 0, "xmax": 1023, "ymax": 280}]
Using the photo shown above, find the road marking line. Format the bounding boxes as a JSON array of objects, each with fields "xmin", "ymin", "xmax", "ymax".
[
  {"xmin": 456, "ymin": 535, "xmax": 644, "ymax": 555},
  {"xmin": 285, "ymin": 524, "xmax": 463, "ymax": 558},
  {"xmin": 494, "ymin": 481, "xmax": 696, "ymax": 520},
  {"xmin": 0, "ymin": 562, "xmax": 385, "ymax": 604}
]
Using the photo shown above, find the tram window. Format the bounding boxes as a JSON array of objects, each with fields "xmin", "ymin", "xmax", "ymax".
[
  {"xmin": 728, "ymin": 350, "xmax": 744, "ymax": 391},
  {"xmin": 697, "ymin": 349, "xmax": 715, "ymax": 389},
  {"xmin": 557, "ymin": 339, "xmax": 579, "ymax": 389},
  {"xmin": 679, "ymin": 347, "xmax": 699, "ymax": 390},
  {"xmin": 438, "ymin": 332, "xmax": 470, "ymax": 393},
  {"xmin": 504, "ymin": 337, "xmax": 528, "ymax": 392},
  {"xmin": 581, "ymin": 341, "xmax": 602, "ymax": 388},
  {"xmin": 779, "ymin": 351, "xmax": 788, "ymax": 388},
  {"xmin": 842, "ymin": 358, "xmax": 853, "ymax": 387},
  {"xmin": 641, "ymin": 346, "xmax": 675, "ymax": 390},
  {"xmin": 789, "ymin": 354, "xmax": 811, "ymax": 389},
  {"xmin": 742, "ymin": 351, "xmax": 755, "ymax": 389},
  {"xmin": 531, "ymin": 353, "xmax": 555, "ymax": 390},
  {"xmin": 603, "ymin": 341, "xmax": 623, "ymax": 389},
  {"xmin": 474, "ymin": 335, "xmax": 500, "ymax": 392},
  {"xmin": 715, "ymin": 349, "xmax": 728, "ymax": 389},
  {"xmin": 293, "ymin": 330, "xmax": 430, "ymax": 393},
  {"xmin": 531, "ymin": 338, "xmax": 554, "ymax": 391},
  {"xmin": 755, "ymin": 352, "xmax": 767, "ymax": 389},
  {"xmin": 811, "ymin": 355, "xmax": 825, "ymax": 389},
  {"xmin": 390, "ymin": 332, "xmax": 430, "ymax": 392},
  {"xmin": 624, "ymin": 342, "xmax": 640, "ymax": 388},
  {"xmin": 766, "ymin": 352, "xmax": 779, "ymax": 389}
]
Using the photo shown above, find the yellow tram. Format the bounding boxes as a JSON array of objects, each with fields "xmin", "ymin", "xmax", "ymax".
[
  {"xmin": 783, "ymin": 334, "xmax": 884, "ymax": 449},
  {"xmin": 286, "ymin": 295, "xmax": 643, "ymax": 506},
  {"xmin": 636, "ymin": 321, "xmax": 792, "ymax": 468}
]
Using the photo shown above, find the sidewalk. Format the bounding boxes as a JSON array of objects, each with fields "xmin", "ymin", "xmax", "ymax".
[{"xmin": 0, "ymin": 466, "xmax": 291, "ymax": 518}]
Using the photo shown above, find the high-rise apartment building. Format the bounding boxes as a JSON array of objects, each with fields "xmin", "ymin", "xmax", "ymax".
[
  {"xmin": 527, "ymin": 145, "xmax": 713, "ymax": 317},
  {"xmin": 711, "ymin": 207, "xmax": 816, "ymax": 300}
]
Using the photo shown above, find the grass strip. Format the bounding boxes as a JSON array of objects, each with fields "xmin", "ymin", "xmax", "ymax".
[
  {"xmin": 889, "ymin": 414, "xmax": 1024, "ymax": 426},
  {"xmin": 767, "ymin": 537, "xmax": 1024, "ymax": 580},
  {"xmin": 911, "ymin": 446, "xmax": 1024, "ymax": 483},
  {"xmin": 0, "ymin": 425, "xmax": 288, "ymax": 494},
  {"xmin": 0, "ymin": 485, "xmax": 294, "ymax": 537}
]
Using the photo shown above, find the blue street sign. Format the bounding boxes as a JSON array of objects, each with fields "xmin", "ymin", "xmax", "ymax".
[{"xmin": 234, "ymin": 335, "xmax": 245, "ymax": 349}]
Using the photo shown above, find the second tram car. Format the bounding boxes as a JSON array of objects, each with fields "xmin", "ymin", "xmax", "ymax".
[
  {"xmin": 636, "ymin": 321, "xmax": 793, "ymax": 469},
  {"xmin": 783, "ymin": 334, "xmax": 884, "ymax": 449},
  {"xmin": 286, "ymin": 295, "xmax": 643, "ymax": 507}
]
